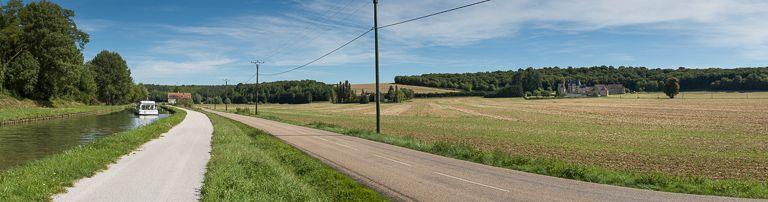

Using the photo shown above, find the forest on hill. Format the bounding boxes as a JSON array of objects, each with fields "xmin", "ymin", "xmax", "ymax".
[
  {"xmin": 395, "ymin": 66, "xmax": 768, "ymax": 93},
  {"xmin": 0, "ymin": 0, "xmax": 144, "ymax": 105}
]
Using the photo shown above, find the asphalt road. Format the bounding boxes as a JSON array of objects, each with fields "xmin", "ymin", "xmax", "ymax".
[
  {"xmin": 207, "ymin": 109, "xmax": 758, "ymax": 202},
  {"xmin": 53, "ymin": 108, "xmax": 213, "ymax": 202}
]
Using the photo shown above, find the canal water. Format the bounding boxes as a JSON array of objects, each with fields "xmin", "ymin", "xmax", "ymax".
[{"xmin": 0, "ymin": 110, "xmax": 169, "ymax": 171}]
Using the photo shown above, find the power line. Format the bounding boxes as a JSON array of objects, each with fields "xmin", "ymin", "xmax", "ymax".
[
  {"xmin": 260, "ymin": 0, "xmax": 492, "ymax": 76},
  {"xmin": 378, "ymin": 0, "xmax": 491, "ymax": 29},
  {"xmin": 267, "ymin": 1, "xmax": 373, "ymax": 62},
  {"xmin": 262, "ymin": 0, "xmax": 360, "ymax": 61},
  {"xmin": 262, "ymin": 28, "xmax": 373, "ymax": 76}
]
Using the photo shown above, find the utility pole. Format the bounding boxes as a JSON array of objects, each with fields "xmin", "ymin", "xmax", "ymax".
[
  {"xmin": 251, "ymin": 60, "xmax": 264, "ymax": 115},
  {"xmin": 373, "ymin": 0, "xmax": 381, "ymax": 134},
  {"xmin": 224, "ymin": 78, "xmax": 230, "ymax": 112}
]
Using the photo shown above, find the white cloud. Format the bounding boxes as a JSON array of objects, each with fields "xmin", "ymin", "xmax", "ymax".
[
  {"xmin": 370, "ymin": 0, "xmax": 768, "ymax": 58},
  {"xmin": 77, "ymin": 19, "xmax": 115, "ymax": 32},
  {"xmin": 127, "ymin": 0, "xmax": 768, "ymax": 84}
]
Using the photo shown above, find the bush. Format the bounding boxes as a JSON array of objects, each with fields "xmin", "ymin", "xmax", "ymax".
[{"xmin": 485, "ymin": 85, "xmax": 524, "ymax": 98}]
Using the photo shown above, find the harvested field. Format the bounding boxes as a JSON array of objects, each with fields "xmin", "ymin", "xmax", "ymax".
[{"xmin": 211, "ymin": 93, "xmax": 768, "ymax": 181}]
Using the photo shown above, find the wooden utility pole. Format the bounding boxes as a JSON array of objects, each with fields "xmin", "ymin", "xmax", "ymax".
[
  {"xmin": 373, "ymin": 0, "xmax": 381, "ymax": 134},
  {"xmin": 251, "ymin": 60, "xmax": 264, "ymax": 115},
  {"xmin": 224, "ymin": 79, "xmax": 229, "ymax": 112}
]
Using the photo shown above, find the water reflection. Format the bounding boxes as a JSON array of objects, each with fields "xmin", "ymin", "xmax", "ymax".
[{"xmin": 0, "ymin": 110, "xmax": 169, "ymax": 171}]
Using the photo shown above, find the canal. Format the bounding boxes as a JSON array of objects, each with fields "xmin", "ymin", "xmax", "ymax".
[{"xmin": 0, "ymin": 110, "xmax": 169, "ymax": 171}]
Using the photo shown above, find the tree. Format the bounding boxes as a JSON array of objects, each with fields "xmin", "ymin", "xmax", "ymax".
[
  {"xmin": 385, "ymin": 85, "xmax": 396, "ymax": 102},
  {"xmin": 3, "ymin": 50, "xmax": 38, "ymax": 97},
  {"xmin": 0, "ymin": 0, "xmax": 24, "ymax": 87},
  {"xmin": 223, "ymin": 97, "xmax": 231, "ymax": 104},
  {"xmin": 75, "ymin": 64, "xmax": 98, "ymax": 104},
  {"xmin": 664, "ymin": 77, "xmax": 680, "ymax": 99},
  {"xmin": 90, "ymin": 51, "xmax": 133, "ymax": 105},
  {"xmin": 193, "ymin": 93, "xmax": 203, "ymax": 104},
  {"xmin": 20, "ymin": 1, "xmax": 89, "ymax": 100}
]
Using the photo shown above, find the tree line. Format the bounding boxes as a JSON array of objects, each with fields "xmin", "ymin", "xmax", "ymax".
[
  {"xmin": 145, "ymin": 80, "xmax": 415, "ymax": 105},
  {"xmin": 145, "ymin": 80, "xmax": 332, "ymax": 105},
  {"xmin": 395, "ymin": 66, "xmax": 768, "ymax": 95},
  {"xmin": 330, "ymin": 81, "xmax": 414, "ymax": 104},
  {"xmin": 0, "ymin": 0, "xmax": 143, "ymax": 105}
]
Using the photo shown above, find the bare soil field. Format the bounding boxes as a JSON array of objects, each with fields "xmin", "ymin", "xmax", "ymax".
[{"xmin": 213, "ymin": 92, "xmax": 768, "ymax": 180}]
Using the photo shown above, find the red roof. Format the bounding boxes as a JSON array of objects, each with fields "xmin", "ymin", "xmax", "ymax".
[{"xmin": 167, "ymin": 93, "xmax": 192, "ymax": 99}]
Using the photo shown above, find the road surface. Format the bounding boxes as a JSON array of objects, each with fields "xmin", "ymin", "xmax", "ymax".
[
  {"xmin": 206, "ymin": 109, "xmax": 757, "ymax": 202},
  {"xmin": 54, "ymin": 108, "xmax": 213, "ymax": 202}
]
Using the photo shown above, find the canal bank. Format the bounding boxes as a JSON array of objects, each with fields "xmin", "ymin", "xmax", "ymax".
[
  {"xmin": 0, "ymin": 107, "xmax": 186, "ymax": 201},
  {"xmin": 0, "ymin": 109, "xmax": 170, "ymax": 171},
  {"xmin": 0, "ymin": 105, "xmax": 128, "ymax": 126}
]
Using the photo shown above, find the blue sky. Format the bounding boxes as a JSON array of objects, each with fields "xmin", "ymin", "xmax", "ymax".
[{"xmin": 53, "ymin": 0, "xmax": 768, "ymax": 85}]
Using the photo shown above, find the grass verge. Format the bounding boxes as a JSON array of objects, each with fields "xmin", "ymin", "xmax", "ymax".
[
  {"xmin": 0, "ymin": 105, "xmax": 128, "ymax": 123},
  {"xmin": 200, "ymin": 112, "xmax": 387, "ymax": 201},
  {"xmin": 228, "ymin": 110, "xmax": 768, "ymax": 199},
  {"xmin": 0, "ymin": 107, "xmax": 187, "ymax": 201}
]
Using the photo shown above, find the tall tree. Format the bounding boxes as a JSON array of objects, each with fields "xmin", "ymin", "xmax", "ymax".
[
  {"xmin": 4, "ymin": 50, "xmax": 38, "ymax": 97},
  {"xmin": 90, "ymin": 51, "xmax": 133, "ymax": 105},
  {"xmin": 0, "ymin": 0, "xmax": 25, "ymax": 89},
  {"xmin": 19, "ymin": 1, "xmax": 89, "ymax": 100},
  {"xmin": 664, "ymin": 77, "xmax": 680, "ymax": 99}
]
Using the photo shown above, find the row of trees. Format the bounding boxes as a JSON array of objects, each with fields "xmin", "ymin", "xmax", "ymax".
[
  {"xmin": 330, "ymin": 81, "xmax": 414, "ymax": 104},
  {"xmin": 145, "ymin": 80, "xmax": 333, "ymax": 105},
  {"xmin": 144, "ymin": 80, "xmax": 416, "ymax": 105},
  {"xmin": 0, "ymin": 0, "xmax": 142, "ymax": 105},
  {"xmin": 395, "ymin": 66, "xmax": 768, "ymax": 93}
]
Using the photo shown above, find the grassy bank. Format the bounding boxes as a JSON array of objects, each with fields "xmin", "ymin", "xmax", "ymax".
[
  {"xmin": 0, "ymin": 105, "xmax": 128, "ymax": 123},
  {"xmin": 0, "ymin": 107, "xmax": 186, "ymax": 201},
  {"xmin": 210, "ymin": 97, "xmax": 768, "ymax": 198},
  {"xmin": 200, "ymin": 112, "xmax": 386, "ymax": 201}
]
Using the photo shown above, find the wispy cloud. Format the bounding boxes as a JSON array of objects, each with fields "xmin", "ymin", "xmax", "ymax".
[
  {"xmin": 77, "ymin": 19, "xmax": 115, "ymax": 32},
  {"xmin": 95, "ymin": 0, "xmax": 768, "ymax": 84}
]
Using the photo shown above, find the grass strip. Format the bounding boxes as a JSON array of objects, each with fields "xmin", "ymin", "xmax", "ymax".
[
  {"xmin": 0, "ymin": 105, "xmax": 128, "ymax": 123},
  {"xmin": 0, "ymin": 107, "xmax": 187, "ymax": 201},
  {"xmin": 201, "ymin": 112, "xmax": 387, "ymax": 201},
  {"xmin": 232, "ymin": 111, "xmax": 768, "ymax": 199}
]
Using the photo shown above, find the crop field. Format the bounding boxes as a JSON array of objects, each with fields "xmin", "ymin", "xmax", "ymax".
[
  {"xmin": 351, "ymin": 83, "xmax": 457, "ymax": 93},
  {"xmin": 211, "ymin": 92, "xmax": 768, "ymax": 182},
  {"xmin": 609, "ymin": 91, "xmax": 768, "ymax": 99}
]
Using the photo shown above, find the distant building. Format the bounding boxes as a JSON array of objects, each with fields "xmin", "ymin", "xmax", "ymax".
[
  {"xmin": 167, "ymin": 93, "xmax": 192, "ymax": 104},
  {"xmin": 595, "ymin": 84, "xmax": 626, "ymax": 95},
  {"xmin": 558, "ymin": 80, "xmax": 625, "ymax": 97}
]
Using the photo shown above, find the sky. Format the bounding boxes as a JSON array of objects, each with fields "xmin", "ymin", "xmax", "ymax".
[{"xmin": 50, "ymin": 0, "xmax": 768, "ymax": 85}]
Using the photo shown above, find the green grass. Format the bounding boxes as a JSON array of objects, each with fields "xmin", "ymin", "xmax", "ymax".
[
  {"xmin": 200, "ymin": 112, "xmax": 387, "ymax": 201},
  {"xmin": 0, "ymin": 105, "xmax": 128, "ymax": 122},
  {"xmin": 223, "ymin": 109, "xmax": 768, "ymax": 199},
  {"xmin": 0, "ymin": 107, "xmax": 186, "ymax": 201}
]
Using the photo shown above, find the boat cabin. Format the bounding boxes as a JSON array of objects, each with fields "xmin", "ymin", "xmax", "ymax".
[{"xmin": 137, "ymin": 101, "xmax": 159, "ymax": 115}]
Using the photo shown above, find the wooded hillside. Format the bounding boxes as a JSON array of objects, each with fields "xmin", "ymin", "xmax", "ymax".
[{"xmin": 395, "ymin": 66, "xmax": 768, "ymax": 93}]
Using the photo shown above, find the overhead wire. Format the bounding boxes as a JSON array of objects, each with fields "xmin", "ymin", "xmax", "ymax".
[
  {"xmin": 261, "ymin": 28, "xmax": 374, "ymax": 76},
  {"xmin": 260, "ymin": 0, "xmax": 492, "ymax": 76},
  {"xmin": 243, "ymin": 0, "xmax": 361, "ymax": 83},
  {"xmin": 261, "ymin": 0, "xmax": 359, "ymax": 62}
]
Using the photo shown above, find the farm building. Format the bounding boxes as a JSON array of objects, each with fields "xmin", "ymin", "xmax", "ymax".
[
  {"xmin": 558, "ymin": 80, "xmax": 625, "ymax": 97},
  {"xmin": 167, "ymin": 93, "xmax": 192, "ymax": 104},
  {"xmin": 594, "ymin": 84, "xmax": 626, "ymax": 95}
]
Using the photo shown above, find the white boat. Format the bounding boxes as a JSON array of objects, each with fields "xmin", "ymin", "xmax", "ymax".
[{"xmin": 136, "ymin": 101, "xmax": 159, "ymax": 115}]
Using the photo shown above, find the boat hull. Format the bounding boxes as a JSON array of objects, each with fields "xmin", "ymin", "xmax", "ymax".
[{"xmin": 137, "ymin": 110, "xmax": 159, "ymax": 115}]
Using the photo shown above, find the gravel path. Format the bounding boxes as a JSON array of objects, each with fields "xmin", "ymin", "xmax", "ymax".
[{"xmin": 53, "ymin": 108, "xmax": 213, "ymax": 202}]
